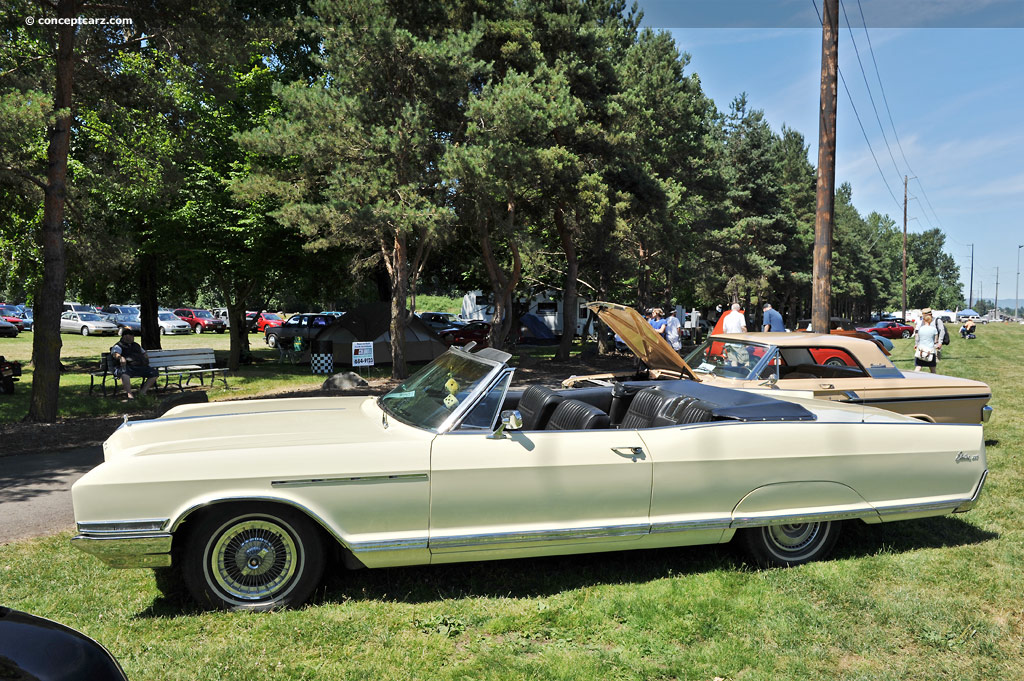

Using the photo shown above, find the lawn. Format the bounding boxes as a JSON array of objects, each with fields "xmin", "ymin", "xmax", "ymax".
[
  {"xmin": 0, "ymin": 330, "xmax": 397, "ymax": 424},
  {"xmin": 1, "ymin": 326, "xmax": 1023, "ymax": 680}
]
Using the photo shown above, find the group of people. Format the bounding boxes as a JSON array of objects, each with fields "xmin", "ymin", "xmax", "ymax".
[{"xmin": 645, "ymin": 307, "xmax": 684, "ymax": 351}]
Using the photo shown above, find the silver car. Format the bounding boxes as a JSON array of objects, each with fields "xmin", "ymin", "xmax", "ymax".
[
  {"xmin": 157, "ymin": 312, "xmax": 192, "ymax": 335},
  {"xmin": 60, "ymin": 311, "xmax": 119, "ymax": 336}
]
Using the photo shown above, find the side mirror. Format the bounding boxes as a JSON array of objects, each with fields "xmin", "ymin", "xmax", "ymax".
[
  {"xmin": 759, "ymin": 374, "xmax": 778, "ymax": 387},
  {"xmin": 488, "ymin": 409, "xmax": 523, "ymax": 439}
]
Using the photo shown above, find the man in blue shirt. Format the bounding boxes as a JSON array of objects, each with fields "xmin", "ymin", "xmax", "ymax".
[{"xmin": 761, "ymin": 303, "xmax": 785, "ymax": 332}]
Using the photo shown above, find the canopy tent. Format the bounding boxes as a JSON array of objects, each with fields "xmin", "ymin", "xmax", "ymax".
[
  {"xmin": 956, "ymin": 309, "xmax": 980, "ymax": 318},
  {"xmin": 315, "ymin": 303, "xmax": 447, "ymax": 365}
]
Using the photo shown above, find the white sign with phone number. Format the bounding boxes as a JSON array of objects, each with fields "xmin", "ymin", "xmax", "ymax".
[{"xmin": 352, "ymin": 341, "xmax": 374, "ymax": 366}]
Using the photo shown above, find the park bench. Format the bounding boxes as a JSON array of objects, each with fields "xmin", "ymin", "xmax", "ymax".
[{"xmin": 90, "ymin": 348, "xmax": 228, "ymax": 396}]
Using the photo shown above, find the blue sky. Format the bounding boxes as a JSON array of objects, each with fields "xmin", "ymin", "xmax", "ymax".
[{"xmin": 637, "ymin": 3, "xmax": 1024, "ymax": 311}]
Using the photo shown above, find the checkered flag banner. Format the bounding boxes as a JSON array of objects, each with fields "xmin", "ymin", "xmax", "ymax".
[{"xmin": 311, "ymin": 351, "xmax": 333, "ymax": 375}]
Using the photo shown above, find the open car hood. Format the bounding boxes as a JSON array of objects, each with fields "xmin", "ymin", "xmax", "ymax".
[{"xmin": 589, "ymin": 302, "xmax": 699, "ymax": 381}]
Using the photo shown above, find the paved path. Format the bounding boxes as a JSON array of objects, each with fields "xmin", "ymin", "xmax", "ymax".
[{"xmin": 0, "ymin": 447, "xmax": 103, "ymax": 543}]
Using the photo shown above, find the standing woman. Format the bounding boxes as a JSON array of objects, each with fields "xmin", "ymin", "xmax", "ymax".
[{"xmin": 913, "ymin": 310, "xmax": 939, "ymax": 373}]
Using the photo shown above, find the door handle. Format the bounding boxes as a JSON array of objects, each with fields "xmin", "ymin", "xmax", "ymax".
[{"xmin": 612, "ymin": 446, "xmax": 645, "ymax": 461}]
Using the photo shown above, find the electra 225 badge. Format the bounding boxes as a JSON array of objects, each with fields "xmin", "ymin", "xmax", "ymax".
[{"xmin": 955, "ymin": 451, "xmax": 980, "ymax": 463}]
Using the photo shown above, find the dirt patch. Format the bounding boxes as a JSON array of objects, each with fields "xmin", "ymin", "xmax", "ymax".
[{"xmin": 0, "ymin": 351, "xmax": 638, "ymax": 456}]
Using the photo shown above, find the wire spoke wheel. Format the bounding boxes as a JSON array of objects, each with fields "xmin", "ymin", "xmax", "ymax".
[{"xmin": 183, "ymin": 507, "xmax": 325, "ymax": 611}]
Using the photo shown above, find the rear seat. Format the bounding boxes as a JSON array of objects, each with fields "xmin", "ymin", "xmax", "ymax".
[
  {"xmin": 620, "ymin": 386, "xmax": 717, "ymax": 428},
  {"xmin": 545, "ymin": 399, "xmax": 610, "ymax": 430},
  {"xmin": 619, "ymin": 387, "xmax": 683, "ymax": 429}
]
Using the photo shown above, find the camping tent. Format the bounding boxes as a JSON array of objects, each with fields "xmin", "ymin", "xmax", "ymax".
[
  {"xmin": 314, "ymin": 303, "xmax": 447, "ymax": 366},
  {"xmin": 518, "ymin": 312, "xmax": 557, "ymax": 344}
]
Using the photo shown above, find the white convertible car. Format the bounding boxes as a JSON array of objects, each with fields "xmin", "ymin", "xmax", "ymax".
[{"xmin": 72, "ymin": 346, "xmax": 988, "ymax": 611}]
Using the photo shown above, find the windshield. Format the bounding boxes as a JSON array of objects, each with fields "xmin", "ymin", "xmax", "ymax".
[
  {"xmin": 263, "ymin": 313, "xmax": 282, "ymax": 321},
  {"xmin": 379, "ymin": 350, "xmax": 501, "ymax": 431},
  {"xmin": 158, "ymin": 313, "xmax": 180, "ymax": 321},
  {"xmin": 79, "ymin": 313, "xmax": 104, "ymax": 322},
  {"xmin": 684, "ymin": 338, "xmax": 770, "ymax": 380},
  {"xmin": 195, "ymin": 310, "xmax": 213, "ymax": 318}
]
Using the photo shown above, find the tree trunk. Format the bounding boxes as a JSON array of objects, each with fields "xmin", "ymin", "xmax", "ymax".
[
  {"xmin": 477, "ymin": 205, "xmax": 521, "ymax": 350},
  {"xmin": 138, "ymin": 252, "xmax": 161, "ymax": 350},
  {"xmin": 26, "ymin": 2, "xmax": 75, "ymax": 423},
  {"xmin": 554, "ymin": 205, "xmax": 577, "ymax": 361},
  {"xmin": 382, "ymin": 230, "xmax": 408, "ymax": 379}
]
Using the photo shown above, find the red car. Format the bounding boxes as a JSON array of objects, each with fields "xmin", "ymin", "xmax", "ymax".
[
  {"xmin": 440, "ymin": 321, "xmax": 490, "ymax": 347},
  {"xmin": 173, "ymin": 308, "xmax": 227, "ymax": 334},
  {"xmin": 0, "ymin": 307, "xmax": 24, "ymax": 332},
  {"xmin": 247, "ymin": 311, "xmax": 285, "ymax": 334},
  {"xmin": 856, "ymin": 320, "xmax": 914, "ymax": 339}
]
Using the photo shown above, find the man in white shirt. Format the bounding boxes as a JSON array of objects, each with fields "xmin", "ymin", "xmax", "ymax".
[
  {"xmin": 665, "ymin": 309, "xmax": 682, "ymax": 351},
  {"xmin": 722, "ymin": 303, "xmax": 747, "ymax": 334}
]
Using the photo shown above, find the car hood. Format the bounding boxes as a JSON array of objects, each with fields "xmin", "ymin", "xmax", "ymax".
[
  {"xmin": 101, "ymin": 396, "xmax": 397, "ymax": 462},
  {"xmin": 589, "ymin": 302, "xmax": 699, "ymax": 380}
]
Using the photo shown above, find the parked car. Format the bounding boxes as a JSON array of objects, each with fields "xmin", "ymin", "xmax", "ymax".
[
  {"xmin": 60, "ymin": 311, "xmax": 119, "ymax": 336},
  {"xmin": 63, "ymin": 302, "xmax": 95, "ymax": 313},
  {"xmin": 174, "ymin": 307, "xmax": 227, "ymax": 334},
  {"xmin": 157, "ymin": 311, "xmax": 192, "ymax": 335},
  {"xmin": 265, "ymin": 312, "xmax": 332, "ymax": 348},
  {"xmin": 795, "ymin": 316, "xmax": 858, "ymax": 331},
  {"xmin": 440, "ymin": 320, "xmax": 490, "ymax": 347},
  {"xmin": 1, "ymin": 355, "xmax": 21, "ymax": 393},
  {"xmin": 107, "ymin": 313, "xmax": 142, "ymax": 336},
  {"xmin": 856, "ymin": 320, "xmax": 915, "ymax": 339},
  {"xmin": 0, "ymin": 307, "xmax": 24, "ymax": 332},
  {"xmin": 570, "ymin": 302, "xmax": 992, "ymax": 425},
  {"xmin": 0, "ymin": 607, "xmax": 129, "ymax": 680},
  {"xmin": 319, "ymin": 310, "xmax": 345, "ymax": 318},
  {"xmin": 247, "ymin": 311, "xmax": 285, "ymax": 334},
  {"xmin": 0, "ymin": 318, "xmax": 18, "ymax": 338},
  {"xmin": 101, "ymin": 305, "xmax": 139, "ymax": 316},
  {"xmin": 70, "ymin": 345, "xmax": 987, "ymax": 612},
  {"xmin": 418, "ymin": 311, "xmax": 466, "ymax": 332},
  {"xmin": 211, "ymin": 308, "xmax": 231, "ymax": 327}
]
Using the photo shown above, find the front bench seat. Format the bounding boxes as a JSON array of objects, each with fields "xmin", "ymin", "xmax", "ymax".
[
  {"xmin": 517, "ymin": 384, "xmax": 564, "ymax": 430},
  {"xmin": 545, "ymin": 399, "xmax": 610, "ymax": 430}
]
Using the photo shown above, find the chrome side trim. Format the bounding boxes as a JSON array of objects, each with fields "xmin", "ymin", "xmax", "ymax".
[
  {"xmin": 429, "ymin": 523, "xmax": 650, "ymax": 550},
  {"xmin": 874, "ymin": 499, "xmax": 965, "ymax": 518},
  {"xmin": 731, "ymin": 506, "xmax": 877, "ymax": 528},
  {"xmin": 650, "ymin": 518, "xmax": 732, "ymax": 533},
  {"xmin": 271, "ymin": 473, "xmax": 428, "ymax": 488},
  {"xmin": 76, "ymin": 519, "xmax": 168, "ymax": 534},
  {"xmin": 955, "ymin": 469, "xmax": 988, "ymax": 512},
  {"xmin": 347, "ymin": 537, "xmax": 429, "ymax": 553}
]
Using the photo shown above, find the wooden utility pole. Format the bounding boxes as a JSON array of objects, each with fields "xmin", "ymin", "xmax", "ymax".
[
  {"xmin": 812, "ymin": 0, "xmax": 838, "ymax": 334},
  {"xmin": 994, "ymin": 267, "xmax": 1000, "ymax": 320},
  {"xmin": 968, "ymin": 243, "xmax": 974, "ymax": 308},
  {"xmin": 902, "ymin": 175, "xmax": 908, "ymax": 320}
]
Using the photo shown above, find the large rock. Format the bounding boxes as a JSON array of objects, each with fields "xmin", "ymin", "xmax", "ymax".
[{"xmin": 322, "ymin": 371, "xmax": 369, "ymax": 391}]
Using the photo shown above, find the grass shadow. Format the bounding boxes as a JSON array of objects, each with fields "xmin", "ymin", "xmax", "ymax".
[{"xmin": 137, "ymin": 514, "xmax": 999, "ymax": 617}]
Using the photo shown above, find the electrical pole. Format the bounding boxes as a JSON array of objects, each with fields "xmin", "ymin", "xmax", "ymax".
[
  {"xmin": 1016, "ymin": 244, "xmax": 1022, "ymax": 321},
  {"xmin": 968, "ymin": 243, "xmax": 974, "ymax": 309},
  {"xmin": 994, "ymin": 267, "xmax": 999, "ymax": 321},
  {"xmin": 812, "ymin": 0, "xmax": 838, "ymax": 335},
  {"xmin": 902, "ymin": 175, "xmax": 908, "ymax": 321}
]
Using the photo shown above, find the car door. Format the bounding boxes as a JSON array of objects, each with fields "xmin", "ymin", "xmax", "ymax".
[{"xmin": 429, "ymin": 403, "xmax": 652, "ymax": 559}]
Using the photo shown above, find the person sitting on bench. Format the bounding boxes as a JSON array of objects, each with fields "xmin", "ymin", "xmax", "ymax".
[{"xmin": 110, "ymin": 331, "xmax": 158, "ymax": 399}]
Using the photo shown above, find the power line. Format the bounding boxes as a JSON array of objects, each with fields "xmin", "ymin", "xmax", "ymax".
[
  {"xmin": 840, "ymin": 0, "xmax": 903, "ymax": 186},
  {"xmin": 855, "ymin": 0, "xmax": 947, "ymax": 231},
  {"xmin": 811, "ymin": 0, "xmax": 903, "ymax": 211}
]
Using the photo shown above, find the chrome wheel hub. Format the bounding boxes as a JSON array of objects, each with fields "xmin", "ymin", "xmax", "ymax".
[{"xmin": 209, "ymin": 519, "xmax": 299, "ymax": 601}]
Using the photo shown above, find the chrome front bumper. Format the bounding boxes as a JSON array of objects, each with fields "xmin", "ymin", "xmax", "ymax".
[
  {"xmin": 71, "ymin": 520, "xmax": 173, "ymax": 568},
  {"xmin": 982, "ymin": 405, "xmax": 993, "ymax": 423}
]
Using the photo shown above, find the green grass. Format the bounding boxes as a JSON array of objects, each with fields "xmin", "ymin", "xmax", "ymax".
[
  {"xmin": 2, "ymin": 326, "xmax": 1024, "ymax": 680},
  {"xmin": 0, "ymin": 331, "xmax": 396, "ymax": 423}
]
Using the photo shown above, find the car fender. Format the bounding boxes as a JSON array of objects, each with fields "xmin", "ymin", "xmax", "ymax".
[{"xmin": 731, "ymin": 481, "xmax": 880, "ymax": 527}]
